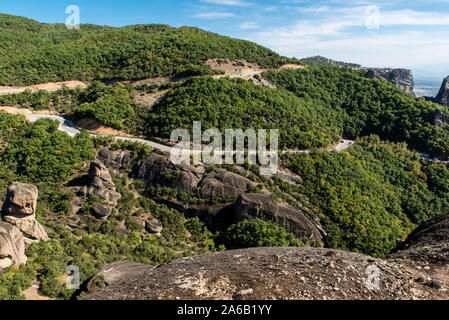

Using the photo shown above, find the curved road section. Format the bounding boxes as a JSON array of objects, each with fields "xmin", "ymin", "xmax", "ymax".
[{"xmin": 24, "ymin": 113, "xmax": 354, "ymax": 154}]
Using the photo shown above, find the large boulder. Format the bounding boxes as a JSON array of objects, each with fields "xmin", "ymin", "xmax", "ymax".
[
  {"xmin": 234, "ymin": 193, "xmax": 322, "ymax": 242},
  {"xmin": 199, "ymin": 169, "xmax": 250, "ymax": 198},
  {"xmin": 79, "ymin": 161, "xmax": 121, "ymax": 205},
  {"xmin": 98, "ymin": 148, "xmax": 134, "ymax": 168},
  {"xmin": 2, "ymin": 182, "xmax": 38, "ymax": 217},
  {"xmin": 0, "ymin": 222, "xmax": 27, "ymax": 270},
  {"xmin": 137, "ymin": 153, "xmax": 205, "ymax": 193},
  {"xmin": 1, "ymin": 183, "xmax": 48, "ymax": 245}
]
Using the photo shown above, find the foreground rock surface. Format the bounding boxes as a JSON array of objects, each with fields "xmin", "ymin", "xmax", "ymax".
[
  {"xmin": 83, "ymin": 247, "xmax": 444, "ymax": 300},
  {"xmin": 87, "ymin": 261, "xmax": 154, "ymax": 293},
  {"xmin": 0, "ymin": 222, "xmax": 27, "ymax": 270}
]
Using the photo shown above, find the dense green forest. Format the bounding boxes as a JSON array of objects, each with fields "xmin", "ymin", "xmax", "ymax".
[
  {"xmin": 147, "ymin": 76, "xmax": 340, "ymax": 149},
  {"xmin": 264, "ymin": 67, "xmax": 449, "ymax": 158},
  {"xmin": 283, "ymin": 135, "xmax": 449, "ymax": 256},
  {"xmin": 0, "ymin": 14, "xmax": 297, "ymax": 86}
]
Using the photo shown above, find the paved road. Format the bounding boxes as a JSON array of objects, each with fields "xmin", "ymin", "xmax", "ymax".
[{"xmin": 24, "ymin": 114, "xmax": 355, "ymax": 155}]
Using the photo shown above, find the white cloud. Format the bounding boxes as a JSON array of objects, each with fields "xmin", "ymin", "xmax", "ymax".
[
  {"xmin": 239, "ymin": 21, "xmax": 259, "ymax": 30},
  {"xmin": 194, "ymin": 12, "xmax": 237, "ymax": 18},
  {"xmin": 244, "ymin": 6, "xmax": 449, "ymax": 70},
  {"xmin": 201, "ymin": 0, "xmax": 250, "ymax": 6}
]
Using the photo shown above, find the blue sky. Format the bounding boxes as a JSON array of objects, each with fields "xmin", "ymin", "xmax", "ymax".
[{"xmin": 2, "ymin": 0, "xmax": 449, "ymax": 80}]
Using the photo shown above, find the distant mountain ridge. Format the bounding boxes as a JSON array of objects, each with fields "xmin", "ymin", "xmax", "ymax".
[
  {"xmin": 0, "ymin": 13, "xmax": 298, "ymax": 86},
  {"xmin": 300, "ymin": 56, "xmax": 415, "ymax": 95}
]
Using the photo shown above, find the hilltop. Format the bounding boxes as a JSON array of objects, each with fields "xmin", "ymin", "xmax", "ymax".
[{"xmin": 0, "ymin": 14, "xmax": 297, "ymax": 86}]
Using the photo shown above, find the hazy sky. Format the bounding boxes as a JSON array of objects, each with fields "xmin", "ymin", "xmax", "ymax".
[{"xmin": 2, "ymin": 0, "xmax": 449, "ymax": 79}]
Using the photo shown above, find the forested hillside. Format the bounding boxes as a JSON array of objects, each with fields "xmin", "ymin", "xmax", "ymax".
[
  {"xmin": 0, "ymin": 14, "xmax": 296, "ymax": 86},
  {"xmin": 264, "ymin": 67, "xmax": 449, "ymax": 158},
  {"xmin": 147, "ymin": 77, "xmax": 340, "ymax": 149}
]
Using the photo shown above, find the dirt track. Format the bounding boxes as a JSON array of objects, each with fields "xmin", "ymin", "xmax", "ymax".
[{"xmin": 0, "ymin": 81, "xmax": 87, "ymax": 95}]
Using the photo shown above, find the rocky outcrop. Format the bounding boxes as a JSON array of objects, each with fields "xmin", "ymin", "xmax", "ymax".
[
  {"xmin": 0, "ymin": 222, "xmax": 27, "ymax": 270},
  {"xmin": 199, "ymin": 169, "xmax": 250, "ymax": 198},
  {"xmin": 300, "ymin": 56, "xmax": 416, "ymax": 95},
  {"xmin": 136, "ymin": 153, "xmax": 250, "ymax": 197},
  {"xmin": 2, "ymin": 182, "xmax": 38, "ymax": 217},
  {"xmin": 435, "ymin": 76, "xmax": 449, "ymax": 107},
  {"xmin": 79, "ymin": 161, "xmax": 121, "ymax": 205},
  {"xmin": 98, "ymin": 148, "xmax": 134, "ymax": 168},
  {"xmin": 137, "ymin": 153, "xmax": 205, "ymax": 193},
  {"xmin": 83, "ymin": 247, "xmax": 442, "ymax": 300},
  {"xmin": 91, "ymin": 203, "xmax": 113, "ymax": 219},
  {"xmin": 145, "ymin": 219, "xmax": 163, "ymax": 234},
  {"xmin": 389, "ymin": 213, "xmax": 449, "ymax": 265},
  {"xmin": 1, "ymin": 183, "xmax": 48, "ymax": 245},
  {"xmin": 86, "ymin": 261, "xmax": 153, "ymax": 294},
  {"xmin": 235, "ymin": 194, "xmax": 322, "ymax": 242},
  {"xmin": 366, "ymin": 68, "xmax": 415, "ymax": 95}
]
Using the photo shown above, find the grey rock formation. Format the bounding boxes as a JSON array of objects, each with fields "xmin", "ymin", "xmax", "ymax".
[
  {"xmin": 98, "ymin": 148, "xmax": 134, "ymax": 168},
  {"xmin": 199, "ymin": 169, "xmax": 250, "ymax": 198},
  {"xmin": 369, "ymin": 68, "xmax": 415, "ymax": 96},
  {"xmin": 0, "ymin": 222, "xmax": 27, "ymax": 270},
  {"xmin": 1, "ymin": 183, "xmax": 48, "ymax": 245},
  {"xmin": 2, "ymin": 182, "xmax": 38, "ymax": 217},
  {"xmin": 234, "ymin": 194, "xmax": 322, "ymax": 242},
  {"xmin": 145, "ymin": 219, "xmax": 163, "ymax": 234},
  {"xmin": 86, "ymin": 261, "xmax": 153, "ymax": 294},
  {"xmin": 83, "ymin": 247, "xmax": 440, "ymax": 300},
  {"xmin": 91, "ymin": 203, "xmax": 112, "ymax": 219},
  {"xmin": 79, "ymin": 161, "xmax": 121, "ymax": 205},
  {"xmin": 137, "ymin": 153, "xmax": 205, "ymax": 193},
  {"xmin": 436, "ymin": 76, "xmax": 449, "ymax": 107},
  {"xmin": 389, "ymin": 213, "xmax": 449, "ymax": 265}
]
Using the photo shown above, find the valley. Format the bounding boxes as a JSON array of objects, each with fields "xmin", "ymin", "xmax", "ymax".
[{"xmin": 1, "ymin": 12, "xmax": 449, "ymax": 302}]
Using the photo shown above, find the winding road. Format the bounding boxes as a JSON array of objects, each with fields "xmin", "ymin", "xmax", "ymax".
[{"xmin": 23, "ymin": 113, "xmax": 355, "ymax": 155}]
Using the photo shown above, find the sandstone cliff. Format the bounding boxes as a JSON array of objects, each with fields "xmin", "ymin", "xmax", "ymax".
[{"xmin": 435, "ymin": 76, "xmax": 449, "ymax": 107}]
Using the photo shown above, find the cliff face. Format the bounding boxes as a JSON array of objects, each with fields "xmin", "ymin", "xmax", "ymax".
[
  {"xmin": 301, "ymin": 56, "xmax": 416, "ymax": 95},
  {"xmin": 369, "ymin": 68, "xmax": 415, "ymax": 96},
  {"xmin": 436, "ymin": 76, "xmax": 449, "ymax": 107}
]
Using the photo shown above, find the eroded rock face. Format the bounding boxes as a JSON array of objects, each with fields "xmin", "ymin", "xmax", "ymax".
[
  {"xmin": 79, "ymin": 161, "xmax": 121, "ymax": 205},
  {"xmin": 137, "ymin": 153, "xmax": 205, "ymax": 193},
  {"xmin": 2, "ymin": 182, "xmax": 38, "ymax": 217},
  {"xmin": 436, "ymin": 76, "xmax": 449, "ymax": 108},
  {"xmin": 0, "ymin": 222, "xmax": 27, "ymax": 270},
  {"xmin": 370, "ymin": 68, "xmax": 415, "ymax": 96},
  {"xmin": 82, "ymin": 247, "xmax": 441, "ymax": 300},
  {"xmin": 98, "ymin": 148, "xmax": 134, "ymax": 168},
  {"xmin": 389, "ymin": 213, "xmax": 449, "ymax": 265},
  {"xmin": 145, "ymin": 220, "xmax": 163, "ymax": 234},
  {"xmin": 1, "ymin": 183, "xmax": 48, "ymax": 245},
  {"xmin": 234, "ymin": 194, "xmax": 322, "ymax": 242},
  {"xmin": 199, "ymin": 169, "xmax": 250, "ymax": 198}
]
